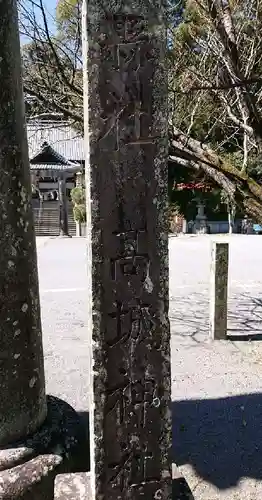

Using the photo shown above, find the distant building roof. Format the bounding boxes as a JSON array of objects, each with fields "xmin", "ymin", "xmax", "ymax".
[
  {"xmin": 31, "ymin": 164, "xmax": 80, "ymax": 173},
  {"xmin": 30, "ymin": 141, "xmax": 73, "ymax": 165},
  {"xmin": 27, "ymin": 119, "xmax": 84, "ymax": 162}
]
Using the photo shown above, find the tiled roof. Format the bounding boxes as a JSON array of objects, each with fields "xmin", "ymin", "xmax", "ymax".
[
  {"xmin": 30, "ymin": 163, "xmax": 81, "ymax": 172},
  {"xmin": 30, "ymin": 141, "xmax": 72, "ymax": 165},
  {"xmin": 27, "ymin": 120, "xmax": 84, "ymax": 161}
]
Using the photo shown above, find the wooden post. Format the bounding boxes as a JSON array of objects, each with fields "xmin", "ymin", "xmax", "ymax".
[{"xmin": 210, "ymin": 242, "xmax": 229, "ymax": 340}]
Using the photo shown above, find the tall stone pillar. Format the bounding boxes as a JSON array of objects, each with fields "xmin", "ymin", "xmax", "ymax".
[
  {"xmin": 0, "ymin": 2, "xmax": 87, "ymax": 498},
  {"xmin": 210, "ymin": 242, "xmax": 229, "ymax": 340},
  {"xmin": 83, "ymin": 1, "xmax": 172, "ymax": 499},
  {"xmin": 0, "ymin": 0, "xmax": 47, "ymax": 447}
]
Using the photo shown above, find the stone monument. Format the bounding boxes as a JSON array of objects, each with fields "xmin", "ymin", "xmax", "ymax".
[
  {"xmin": 83, "ymin": 0, "xmax": 172, "ymax": 499},
  {"xmin": 210, "ymin": 242, "xmax": 229, "ymax": 340},
  {"xmin": 0, "ymin": 2, "xmax": 86, "ymax": 498}
]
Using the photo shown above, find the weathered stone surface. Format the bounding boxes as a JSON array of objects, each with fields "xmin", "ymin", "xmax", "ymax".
[
  {"xmin": 54, "ymin": 472, "xmax": 91, "ymax": 500},
  {"xmin": 0, "ymin": 3, "xmax": 89, "ymax": 498},
  {"xmin": 0, "ymin": 448, "xmax": 34, "ymax": 472},
  {"xmin": 0, "ymin": 0, "xmax": 46, "ymax": 446},
  {"xmin": 0, "ymin": 396, "xmax": 89, "ymax": 499},
  {"xmin": 0, "ymin": 455, "xmax": 62, "ymax": 500},
  {"xmin": 210, "ymin": 242, "xmax": 229, "ymax": 340},
  {"xmin": 194, "ymin": 203, "xmax": 208, "ymax": 234},
  {"xmin": 83, "ymin": 1, "xmax": 172, "ymax": 499}
]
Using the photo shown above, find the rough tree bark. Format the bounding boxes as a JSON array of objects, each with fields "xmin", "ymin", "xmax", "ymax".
[{"xmin": 170, "ymin": 127, "xmax": 262, "ymax": 223}]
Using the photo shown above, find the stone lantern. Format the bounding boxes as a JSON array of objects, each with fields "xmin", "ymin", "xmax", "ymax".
[{"xmin": 194, "ymin": 200, "xmax": 208, "ymax": 234}]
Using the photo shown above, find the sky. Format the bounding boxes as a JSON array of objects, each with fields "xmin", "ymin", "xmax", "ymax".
[
  {"xmin": 44, "ymin": 0, "xmax": 55, "ymax": 10},
  {"xmin": 43, "ymin": 0, "xmax": 56, "ymax": 19},
  {"xmin": 21, "ymin": 0, "xmax": 57, "ymax": 43},
  {"xmin": 36, "ymin": 0, "xmax": 56, "ymax": 31}
]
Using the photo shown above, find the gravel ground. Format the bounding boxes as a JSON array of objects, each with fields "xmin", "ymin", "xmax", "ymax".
[
  {"xmin": 36, "ymin": 235, "xmax": 262, "ymax": 500},
  {"xmin": 171, "ymin": 235, "xmax": 262, "ymax": 500}
]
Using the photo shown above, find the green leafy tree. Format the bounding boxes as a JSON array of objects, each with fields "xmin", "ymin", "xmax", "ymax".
[{"xmin": 56, "ymin": 0, "xmax": 82, "ymax": 43}]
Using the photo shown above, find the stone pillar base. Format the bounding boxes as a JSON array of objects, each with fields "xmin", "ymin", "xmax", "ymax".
[
  {"xmin": 194, "ymin": 217, "xmax": 208, "ymax": 234},
  {"xmin": 0, "ymin": 396, "xmax": 89, "ymax": 499},
  {"xmin": 54, "ymin": 472, "xmax": 91, "ymax": 500}
]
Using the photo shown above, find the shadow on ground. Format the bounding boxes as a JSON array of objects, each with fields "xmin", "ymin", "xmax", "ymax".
[
  {"xmin": 170, "ymin": 292, "xmax": 262, "ymax": 341},
  {"xmin": 172, "ymin": 393, "xmax": 262, "ymax": 490},
  {"xmin": 172, "ymin": 477, "xmax": 194, "ymax": 499},
  {"xmin": 228, "ymin": 293, "xmax": 262, "ymax": 339},
  {"xmin": 78, "ymin": 411, "xmax": 90, "ymax": 471},
  {"xmin": 169, "ymin": 292, "xmax": 209, "ymax": 343}
]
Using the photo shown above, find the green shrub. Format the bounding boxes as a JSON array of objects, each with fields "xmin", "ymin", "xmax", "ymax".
[
  {"xmin": 71, "ymin": 186, "xmax": 85, "ymax": 205},
  {"xmin": 71, "ymin": 186, "xmax": 86, "ymax": 223}
]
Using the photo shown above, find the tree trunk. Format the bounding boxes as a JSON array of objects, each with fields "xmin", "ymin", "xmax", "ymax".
[{"xmin": 228, "ymin": 209, "xmax": 234, "ymax": 234}]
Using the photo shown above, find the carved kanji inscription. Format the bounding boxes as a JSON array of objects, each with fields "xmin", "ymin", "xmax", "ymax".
[
  {"xmin": 86, "ymin": 4, "xmax": 171, "ymax": 500},
  {"xmin": 97, "ymin": 15, "xmax": 156, "ymax": 151}
]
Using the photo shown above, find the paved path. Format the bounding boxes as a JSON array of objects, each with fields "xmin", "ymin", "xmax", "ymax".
[
  {"xmin": 36, "ymin": 235, "xmax": 262, "ymax": 500},
  {"xmin": 37, "ymin": 237, "xmax": 89, "ymax": 414}
]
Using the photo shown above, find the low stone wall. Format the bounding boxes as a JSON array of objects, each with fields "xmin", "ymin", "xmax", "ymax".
[
  {"xmin": 173, "ymin": 219, "xmax": 243, "ymax": 235},
  {"xmin": 208, "ymin": 220, "xmax": 241, "ymax": 234}
]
